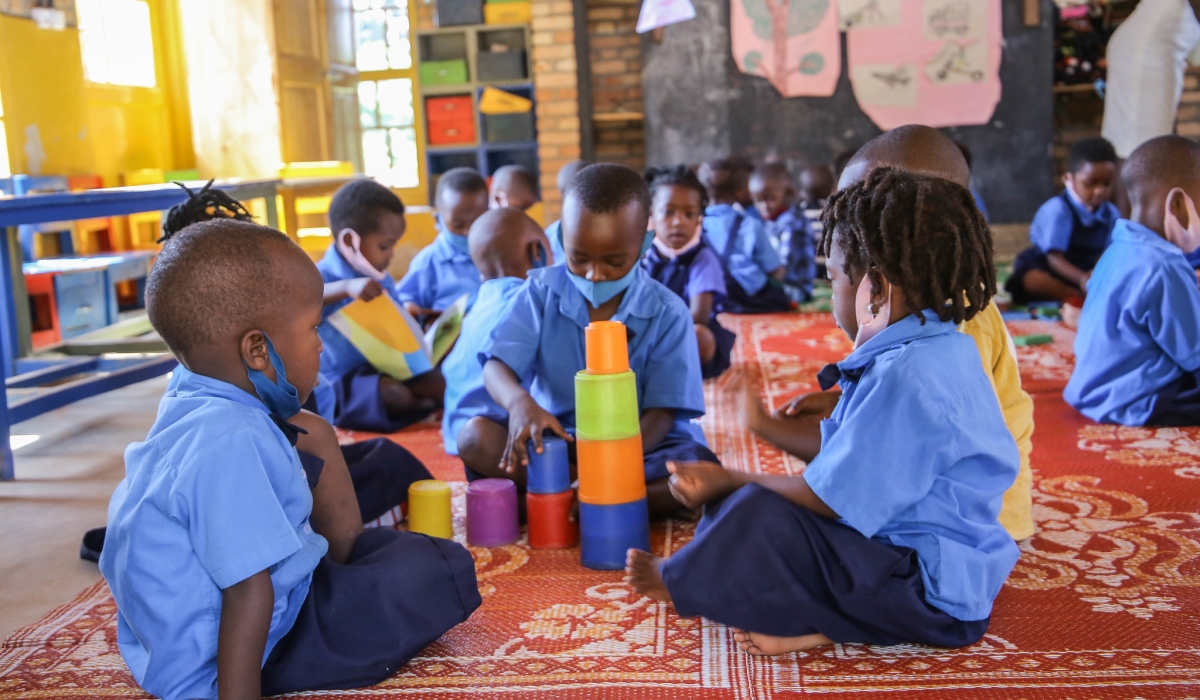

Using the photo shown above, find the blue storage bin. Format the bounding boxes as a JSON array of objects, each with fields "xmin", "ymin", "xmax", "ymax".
[
  {"xmin": 527, "ymin": 436, "xmax": 571, "ymax": 494},
  {"xmin": 54, "ymin": 269, "xmax": 108, "ymax": 339},
  {"xmin": 103, "ymin": 251, "xmax": 154, "ymax": 324},
  {"xmin": 579, "ymin": 498, "xmax": 650, "ymax": 570}
]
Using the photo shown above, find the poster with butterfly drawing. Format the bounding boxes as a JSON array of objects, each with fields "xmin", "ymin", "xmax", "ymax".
[
  {"xmin": 847, "ymin": 0, "xmax": 1001, "ymax": 128},
  {"xmin": 731, "ymin": 0, "xmax": 841, "ymax": 97}
]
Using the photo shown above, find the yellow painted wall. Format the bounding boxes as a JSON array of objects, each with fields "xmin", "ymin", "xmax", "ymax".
[{"xmin": 0, "ymin": 15, "xmax": 93, "ymax": 176}]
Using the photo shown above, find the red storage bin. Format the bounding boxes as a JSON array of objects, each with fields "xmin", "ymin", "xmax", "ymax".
[
  {"xmin": 428, "ymin": 120, "xmax": 476, "ymax": 145},
  {"xmin": 24, "ymin": 271, "xmax": 61, "ymax": 349},
  {"xmin": 425, "ymin": 95, "xmax": 473, "ymax": 123}
]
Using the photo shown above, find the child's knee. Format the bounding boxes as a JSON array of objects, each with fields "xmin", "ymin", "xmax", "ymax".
[
  {"xmin": 458, "ymin": 416, "xmax": 505, "ymax": 465},
  {"xmin": 695, "ymin": 324, "xmax": 716, "ymax": 363}
]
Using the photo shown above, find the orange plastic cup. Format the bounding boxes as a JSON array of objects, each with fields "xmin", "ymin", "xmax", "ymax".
[
  {"xmin": 577, "ymin": 435, "xmax": 647, "ymax": 505},
  {"xmin": 585, "ymin": 320, "xmax": 629, "ymax": 375}
]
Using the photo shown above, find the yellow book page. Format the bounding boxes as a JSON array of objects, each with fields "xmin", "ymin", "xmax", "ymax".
[
  {"xmin": 338, "ymin": 314, "xmax": 416, "ymax": 381},
  {"xmin": 338, "ymin": 295, "xmax": 423, "ymax": 354}
]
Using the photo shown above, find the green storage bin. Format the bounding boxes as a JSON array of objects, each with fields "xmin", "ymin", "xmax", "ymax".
[
  {"xmin": 575, "ymin": 371, "xmax": 640, "ymax": 441},
  {"xmin": 419, "ymin": 59, "xmax": 469, "ymax": 86}
]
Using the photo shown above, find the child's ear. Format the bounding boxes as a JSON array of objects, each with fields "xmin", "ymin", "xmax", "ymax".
[
  {"xmin": 1062, "ymin": 172, "xmax": 1075, "ymax": 188},
  {"xmin": 1167, "ymin": 188, "xmax": 1192, "ymax": 230},
  {"xmin": 240, "ymin": 330, "xmax": 272, "ymax": 373}
]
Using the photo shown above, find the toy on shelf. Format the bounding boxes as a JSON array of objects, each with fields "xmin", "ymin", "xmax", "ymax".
[
  {"xmin": 408, "ymin": 479, "xmax": 454, "ymax": 538},
  {"xmin": 525, "ymin": 436, "xmax": 578, "ymax": 549},
  {"xmin": 466, "ymin": 478, "xmax": 520, "ymax": 546},
  {"xmin": 575, "ymin": 320, "xmax": 649, "ymax": 570}
]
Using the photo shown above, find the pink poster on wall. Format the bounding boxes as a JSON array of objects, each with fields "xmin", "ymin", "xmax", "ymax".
[
  {"xmin": 730, "ymin": 0, "xmax": 841, "ymax": 97},
  {"xmin": 845, "ymin": 0, "xmax": 1002, "ymax": 129}
]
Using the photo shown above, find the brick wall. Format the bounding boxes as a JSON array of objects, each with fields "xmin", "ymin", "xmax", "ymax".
[
  {"xmin": 1176, "ymin": 67, "xmax": 1200, "ymax": 141},
  {"xmin": 531, "ymin": 0, "xmax": 583, "ymax": 222},
  {"xmin": 588, "ymin": 0, "xmax": 646, "ymax": 171}
]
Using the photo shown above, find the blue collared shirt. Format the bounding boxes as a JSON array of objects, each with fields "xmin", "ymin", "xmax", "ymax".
[
  {"xmin": 1029, "ymin": 191, "xmax": 1118, "ymax": 269},
  {"xmin": 478, "ymin": 265, "xmax": 707, "ymax": 444},
  {"xmin": 99, "ymin": 368, "xmax": 327, "ymax": 700},
  {"xmin": 546, "ymin": 220, "xmax": 566, "ymax": 265},
  {"xmin": 762, "ymin": 205, "xmax": 816, "ymax": 302},
  {"xmin": 702, "ymin": 204, "xmax": 782, "ymax": 295},
  {"xmin": 803, "ymin": 313, "xmax": 1020, "ymax": 622},
  {"xmin": 395, "ymin": 230, "xmax": 482, "ymax": 311},
  {"xmin": 314, "ymin": 244, "xmax": 401, "ymax": 377},
  {"xmin": 442, "ymin": 277, "xmax": 525, "ymax": 454},
  {"xmin": 1065, "ymin": 219, "xmax": 1200, "ymax": 424}
]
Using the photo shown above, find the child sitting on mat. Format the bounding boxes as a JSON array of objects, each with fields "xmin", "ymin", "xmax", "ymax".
[
  {"xmin": 100, "ymin": 218, "xmax": 479, "ymax": 700},
  {"xmin": 626, "ymin": 167, "xmax": 1020, "ymax": 654},
  {"xmin": 397, "ymin": 167, "xmax": 490, "ymax": 315},
  {"xmin": 1005, "ymin": 137, "xmax": 1120, "ymax": 307},
  {"xmin": 773, "ymin": 125, "xmax": 1035, "ymax": 541},
  {"xmin": 640, "ymin": 164, "xmax": 736, "ymax": 379},
  {"xmin": 457, "ymin": 163, "xmax": 718, "ymax": 517},
  {"xmin": 1066, "ymin": 136, "xmax": 1200, "ymax": 426},
  {"xmin": 443, "ymin": 207, "xmax": 551, "ymax": 468},
  {"xmin": 750, "ymin": 162, "xmax": 817, "ymax": 303},
  {"xmin": 698, "ymin": 158, "xmax": 790, "ymax": 313},
  {"xmin": 318, "ymin": 180, "xmax": 445, "ymax": 434}
]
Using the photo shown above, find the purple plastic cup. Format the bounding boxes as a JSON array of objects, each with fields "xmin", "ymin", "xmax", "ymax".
[{"xmin": 466, "ymin": 478, "xmax": 520, "ymax": 547}]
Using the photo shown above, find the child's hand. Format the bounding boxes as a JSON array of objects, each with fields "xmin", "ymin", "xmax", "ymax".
[
  {"xmin": 666, "ymin": 461, "xmax": 736, "ymax": 509},
  {"xmin": 403, "ymin": 301, "xmax": 424, "ymax": 318},
  {"xmin": 775, "ymin": 390, "xmax": 841, "ymax": 421},
  {"xmin": 502, "ymin": 395, "xmax": 573, "ymax": 473},
  {"xmin": 347, "ymin": 277, "xmax": 384, "ymax": 302}
]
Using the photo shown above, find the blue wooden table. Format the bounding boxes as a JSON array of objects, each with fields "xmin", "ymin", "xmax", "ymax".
[{"xmin": 0, "ymin": 179, "xmax": 281, "ymax": 480}]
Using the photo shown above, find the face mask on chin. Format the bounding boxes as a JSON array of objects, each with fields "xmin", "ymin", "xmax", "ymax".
[
  {"xmin": 335, "ymin": 228, "xmax": 387, "ymax": 282},
  {"xmin": 1164, "ymin": 188, "xmax": 1200, "ymax": 254},
  {"xmin": 244, "ymin": 334, "xmax": 302, "ymax": 418},
  {"xmin": 563, "ymin": 230, "xmax": 655, "ymax": 307}
]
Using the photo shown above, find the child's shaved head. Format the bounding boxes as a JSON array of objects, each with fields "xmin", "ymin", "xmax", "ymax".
[
  {"xmin": 147, "ymin": 219, "xmax": 320, "ymax": 361},
  {"xmin": 839, "ymin": 125, "xmax": 970, "ymax": 190},
  {"xmin": 557, "ymin": 160, "xmax": 591, "ymax": 195},
  {"xmin": 698, "ymin": 159, "xmax": 740, "ymax": 203},
  {"xmin": 490, "ymin": 165, "xmax": 540, "ymax": 211},
  {"xmin": 468, "ymin": 207, "xmax": 550, "ymax": 280},
  {"xmin": 1123, "ymin": 136, "xmax": 1200, "ymax": 207},
  {"xmin": 749, "ymin": 162, "xmax": 793, "ymax": 188}
]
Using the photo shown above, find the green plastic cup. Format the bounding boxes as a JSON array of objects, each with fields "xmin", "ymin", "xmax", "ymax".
[{"xmin": 574, "ymin": 371, "xmax": 640, "ymax": 441}]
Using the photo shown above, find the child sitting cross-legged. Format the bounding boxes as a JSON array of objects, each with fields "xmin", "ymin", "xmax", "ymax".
[
  {"xmin": 749, "ymin": 162, "xmax": 817, "ymax": 303},
  {"xmin": 626, "ymin": 167, "xmax": 1020, "ymax": 655},
  {"xmin": 640, "ymin": 164, "xmax": 737, "ymax": 379},
  {"xmin": 317, "ymin": 180, "xmax": 445, "ymax": 433},
  {"xmin": 1066, "ymin": 136, "xmax": 1200, "ymax": 426},
  {"xmin": 99, "ymin": 219, "xmax": 479, "ymax": 700},
  {"xmin": 443, "ymin": 207, "xmax": 551, "ymax": 467},
  {"xmin": 457, "ymin": 163, "xmax": 719, "ymax": 517}
]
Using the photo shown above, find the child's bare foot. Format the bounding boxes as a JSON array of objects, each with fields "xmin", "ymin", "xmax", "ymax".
[
  {"xmin": 731, "ymin": 628, "xmax": 833, "ymax": 656},
  {"xmin": 624, "ymin": 549, "xmax": 672, "ymax": 602}
]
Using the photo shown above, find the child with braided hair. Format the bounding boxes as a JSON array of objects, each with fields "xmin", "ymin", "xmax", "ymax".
[
  {"xmin": 640, "ymin": 164, "xmax": 737, "ymax": 379},
  {"xmin": 626, "ymin": 167, "xmax": 1019, "ymax": 655}
]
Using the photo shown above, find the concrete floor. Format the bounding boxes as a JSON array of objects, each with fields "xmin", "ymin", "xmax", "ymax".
[{"xmin": 0, "ymin": 374, "xmax": 168, "ymax": 640}]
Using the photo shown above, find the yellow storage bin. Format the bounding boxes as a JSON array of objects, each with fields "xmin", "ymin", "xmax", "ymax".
[{"xmin": 484, "ymin": 2, "xmax": 531, "ymax": 24}]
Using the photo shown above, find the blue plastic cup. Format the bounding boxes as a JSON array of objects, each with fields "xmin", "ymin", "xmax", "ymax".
[
  {"xmin": 526, "ymin": 436, "xmax": 571, "ymax": 494},
  {"xmin": 579, "ymin": 498, "xmax": 650, "ymax": 570}
]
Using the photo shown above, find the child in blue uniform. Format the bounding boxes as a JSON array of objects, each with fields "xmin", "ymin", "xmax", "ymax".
[
  {"xmin": 459, "ymin": 163, "xmax": 718, "ymax": 516},
  {"xmin": 100, "ymin": 219, "xmax": 479, "ymax": 700},
  {"xmin": 397, "ymin": 168, "xmax": 489, "ymax": 315},
  {"xmin": 626, "ymin": 167, "xmax": 1019, "ymax": 655},
  {"xmin": 698, "ymin": 158, "xmax": 790, "ymax": 313},
  {"xmin": 545, "ymin": 159, "xmax": 591, "ymax": 264},
  {"xmin": 749, "ymin": 162, "xmax": 816, "ymax": 303},
  {"xmin": 443, "ymin": 207, "xmax": 550, "ymax": 467},
  {"xmin": 318, "ymin": 180, "xmax": 445, "ymax": 433},
  {"xmin": 1005, "ymin": 137, "xmax": 1120, "ymax": 305},
  {"xmin": 1066, "ymin": 136, "xmax": 1200, "ymax": 426},
  {"xmin": 489, "ymin": 164, "xmax": 540, "ymax": 211},
  {"xmin": 641, "ymin": 164, "xmax": 736, "ymax": 379}
]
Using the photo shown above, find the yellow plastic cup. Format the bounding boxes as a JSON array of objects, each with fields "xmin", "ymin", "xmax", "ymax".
[{"xmin": 408, "ymin": 480, "xmax": 453, "ymax": 539}]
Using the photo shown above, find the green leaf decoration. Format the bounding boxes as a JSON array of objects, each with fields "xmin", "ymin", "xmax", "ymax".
[
  {"xmin": 745, "ymin": 51, "xmax": 763, "ymax": 71},
  {"xmin": 742, "ymin": 0, "xmax": 774, "ymax": 40},
  {"xmin": 787, "ymin": 0, "xmax": 829, "ymax": 36},
  {"xmin": 798, "ymin": 51, "xmax": 824, "ymax": 74}
]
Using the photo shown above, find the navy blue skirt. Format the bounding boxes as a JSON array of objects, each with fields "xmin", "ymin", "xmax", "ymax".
[
  {"xmin": 1005, "ymin": 246, "xmax": 1100, "ymax": 305},
  {"xmin": 331, "ymin": 365, "xmax": 434, "ymax": 434},
  {"xmin": 1147, "ymin": 369, "xmax": 1200, "ymax": 427},
  {"xmin": 718, "ymin": 276, "xmax": 793, "ymax": 314},
  {"xmin": 343, "ymin": 439, "xmax": 434, "ymax": 522},
  {"xmin": 660, "ymin": 483, "xmax": 989, "ymax": 648},
  {"xmin": 702, "ymin": 317, "xmax": 736, "ymax": 380},
  {"xmin": 261, "ymin": 527, "xmax": 481, "ymax": 695}
]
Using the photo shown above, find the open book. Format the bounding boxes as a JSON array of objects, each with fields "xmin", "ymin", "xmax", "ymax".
[{"xmin": 327, "ymin": 293, "xmax": 468, "ymax": 381}]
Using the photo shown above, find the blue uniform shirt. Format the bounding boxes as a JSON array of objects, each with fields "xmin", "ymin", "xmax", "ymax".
[
  {"xmin": 804, "ymin": 313, "xmax": 1020, "ymax": 622},
  {"xmin": 1029, "ymin": 190, "xmax": 1119, "ymax": 271},
  {"xmin": 442, "ymin": 277, "xmax": 525, "ymax": 454},
  {"xmin": 546, "ymin": 220, "xmax": 566, "ymax": 265},
  {"xmin": 479, "ymin": 264, "xmax": 708, "ymax": 444},
  {"xmin": 702, "ymin": 204, "xmax": 782, "ymax": 295},
  {"xmin": 315, "ymin": 244, "xmax": 402, "ymax": 377},
  {"xmin": 1065, "ymin": 219, "xmax": 1200, "ymax": 424},
  {"xmin": 763, "ymin": 205, "xmax": 816, "ymax": 302},
  {"xmin": 99, "ymin": 368, "xmax": 327, "ymax": 700},
  {"xmin": 640, "ymin": 240, "xmax": 726, "ymax": 307},
  {"xmin": 395, "ymin": 229, "xmax": 482, "ymax": 312}
]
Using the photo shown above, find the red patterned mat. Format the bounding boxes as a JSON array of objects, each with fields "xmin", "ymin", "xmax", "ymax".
[
  {"xmin": 1006, "ymin": 319, "xmax": 1076, "ymax": 395},
  {"xmin": 3, "ymin": 314, "xmax": 1198, "ymax": 698}
]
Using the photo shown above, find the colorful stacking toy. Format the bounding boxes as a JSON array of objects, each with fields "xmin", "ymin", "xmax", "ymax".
[
  {"xmin": 526, "ymin": 436, "xmax": 579, "ymax": 549},
  {"xmin": 408, "ymin": 479, "xmax": 453, "ymax": 539},
  {"xmin": 466, "ymin": 478, "xmax": 520, "ymax": 547},
  {"xmin": 575, "ymin": 320, "xmax": 650, "ymax": 569}
]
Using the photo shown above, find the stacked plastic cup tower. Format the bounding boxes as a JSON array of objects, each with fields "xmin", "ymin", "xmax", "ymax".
[
  {"xmin": 575, "ymin": 320, "xmax": 650, "ymax": 570},
  {"xmin": 525, "ymin": 436, "xmax": 578, "ymax": 549}
]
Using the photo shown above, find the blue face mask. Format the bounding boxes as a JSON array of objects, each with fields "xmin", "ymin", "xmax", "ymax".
[
  {"xmin": 563, "ymin": 230, "xmax": 654, "ymax": 307},
  {"xmin": 530, "ymin": 241, "xmax": 548, "ymax": 269},
  {"xmin": 245, "ymin": 334, "xmax": 302, "ymax": 418},
  {"xmin": 437, "ymin": 215, "xmax": 471, "ymax": 254}
]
